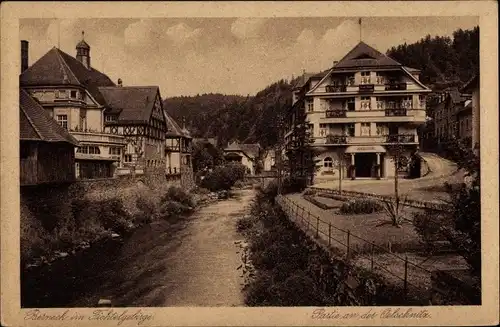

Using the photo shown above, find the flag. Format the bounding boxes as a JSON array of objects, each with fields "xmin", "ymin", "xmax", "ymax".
[{"xmin": 359, "ymin": 18, "xmax": 362, "ymax": 25}]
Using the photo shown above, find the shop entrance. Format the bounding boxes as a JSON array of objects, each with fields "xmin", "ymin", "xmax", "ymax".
[{"xmin": 355, "ymin": 153, "xmax": 376, "ymax": 178}]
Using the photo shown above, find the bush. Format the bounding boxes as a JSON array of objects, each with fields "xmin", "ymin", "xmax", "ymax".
[
  {"xmin": 161, "ymin": 186, "xmax": 195, "ymax": 208},
  {"xmin": 339, "ymin": 198, "xmax": 384, "ymax": 214},
  {"xmin": 413, "ymin": 211, "xmax": 445, "ymax": 253},
  {"xmin": 201, "ymin": 163, "xmax": 247, "ymax": 191}
]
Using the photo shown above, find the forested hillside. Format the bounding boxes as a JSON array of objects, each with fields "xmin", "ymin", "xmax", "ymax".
[
  {"xmin": 164, "ymin": 26, "xmax": 479, "ymax": 149},
  {"xmin": 387, "ymin": 26, "xmax": 479, "ymax": 90},
  {"xmin": 164, "ymin": 79, "xmax": 297, "ymax": 149}
]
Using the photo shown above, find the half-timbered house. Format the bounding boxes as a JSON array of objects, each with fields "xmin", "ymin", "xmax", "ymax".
[
  {"xmin": 20, "ymin": 88, "xmax": 79, "ymax": 186},
  {"xmin": 164, "ymin": 115, "xmax": 193, "ymax": 184},
  {"xmin": 99, "ymin": 86, "xmax": 168, "ymax": 175}
]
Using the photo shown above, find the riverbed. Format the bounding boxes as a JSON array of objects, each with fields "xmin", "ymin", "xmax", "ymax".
[{"xmin": 22, "ymin": 189, "xmax": 255, "ymax": 307}]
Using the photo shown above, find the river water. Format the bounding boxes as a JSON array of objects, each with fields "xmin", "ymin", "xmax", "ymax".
[{"xmin": 22, "ymin": 189, "xmax": 254, "ymax": 307}]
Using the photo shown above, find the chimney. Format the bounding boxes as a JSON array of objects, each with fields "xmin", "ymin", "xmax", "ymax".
[
  {"xmin": 21, "ymin": 40, "xmax": 29, "ymax": 73},
  {"xmin": 117, "ymin": 78, "xmax": 123, "ymax": 87},
  {"xmin": 333, "ymin": 60, "xmax": 338, "ymax": 66}
]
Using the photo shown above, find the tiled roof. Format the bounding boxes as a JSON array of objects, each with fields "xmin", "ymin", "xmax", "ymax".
[
  {"xmin": 333, "ymin": 41, "xmax": 402, "ymax": 70},
  {"xmin": 98, "ymin": 86, "xmax": 159, "ymax": 124},
  {"xmin": 292, "ymin": 70, "xmax": 329, "ymax": 89},
  {"xmin": 224, "ymin": 141, "xmax": 260, "ymax": 159},
  {"xmin": 445, "ymin": 88, "xmax": 470, "ymax": 104},
  {"xmin": 20, "ymin": 47, "xmax": 116, "ymax": 105},
  {"xmin": 19, "ymin": 88, "xmax": 79, "ymax": 145}
]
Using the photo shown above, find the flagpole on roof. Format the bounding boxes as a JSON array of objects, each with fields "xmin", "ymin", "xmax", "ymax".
[
  {"xmin": 57, "ymin": 19, "xmax": 61, "ymax": 48},
  {"xmin": 359, "ymin": 17, "xmax": 362, "ymax": 42}
]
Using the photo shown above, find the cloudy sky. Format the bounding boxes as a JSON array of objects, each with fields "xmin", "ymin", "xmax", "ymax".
[{"xmin": 20, "ymin": 17, "xmax": 478, "ymax": 97}]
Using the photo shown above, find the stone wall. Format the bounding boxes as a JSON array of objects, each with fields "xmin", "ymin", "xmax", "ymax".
[{"xmin": 20, "ymin": 171, "xmax": 184, "ymax": 261}]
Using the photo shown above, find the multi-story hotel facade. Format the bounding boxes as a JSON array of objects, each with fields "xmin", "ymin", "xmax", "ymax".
[{"xmin": 285, "ymin": 42, "xmax": 432, "ymax": 180}]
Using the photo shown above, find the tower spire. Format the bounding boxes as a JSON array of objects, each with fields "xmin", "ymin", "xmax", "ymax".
[{"xmin": 82, "ymin": 30, "xmax": 85, "ymax": 40}]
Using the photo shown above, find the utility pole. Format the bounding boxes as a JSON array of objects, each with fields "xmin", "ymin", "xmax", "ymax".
[{"xmin": 338, "ymin": 155, "xmax": 343, "ymax": 195}]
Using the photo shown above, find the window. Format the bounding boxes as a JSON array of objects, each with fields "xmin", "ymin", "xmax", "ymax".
[
  {"xmin": 89, "ymin": 146, "xmax": 100, "ymax": 155},
  {"xmin": 360, "ymin": 71, "xmax": 371, "ymax": 84},
  {"xmin": 323, "ymin": 157, "xmax": 333, "ymax": 168},
  {"xmin": 124, "ymin": 155, "xmax": 132, "ymax": 163},
  {"xmin": 55, "ymin": 90, "xmax": 67, "ymax": 99},
  {"xmin": 376, "ymin": 97, "xmax": 384, "ymax": 109},
  {"xmin": 346, "ymin": 98, "xmax": 355, "ymax": 111},
  {"xmin": 105, "ymin": 115, "xmax": 117, "ymax": 122},
  {"xmin": 361, "ymin": 123, "xmax": 371, "ymax": 136},
  {"xmin": 109, "ymin": 147, "xmax": 121, "ymax": 155},
  {"xmin": 70, "ymin": 90, "xmax": 77, "ymax": 98},
  {"xmin": 308, "ymin": 124, "xmax": 314, "ymax": 136},
  {"xmin": 376, "ymin": 124, "xmax": 387, "ymax": 135},
  {"xmin": 319, "ymin": 123, "xmax": 327, "ymax": 136},
  {"xmin": 306, "ymin": 101, "xmax": 314, "ymax": 112},
  {"xmin": 56, "ymin": 115, "xmax": 68, "ymax": 129},
  {"xmin": 360, "ymin": 97, "xmax": 371, "ymax": 110},
  {"xmin": 344, "ymin": 123, "xmax": 355, "ymax": 136}
]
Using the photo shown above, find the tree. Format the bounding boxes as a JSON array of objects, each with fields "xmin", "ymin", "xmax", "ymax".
[
  {"xmin": 285, "ymin": 102, "xmax": 320, "ymax": 190},
  {"xmin": 413, "ymin": 138, "xmax": 480, "ymax": 274},
  {"xmin": 380, "ymin": 143, "xmax": 409, "ymax": 227}
]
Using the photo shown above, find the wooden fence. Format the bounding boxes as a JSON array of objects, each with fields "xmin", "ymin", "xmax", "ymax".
[{"xmin": 276, "ymin": 195, "xmax": 446, "ymax": 300}]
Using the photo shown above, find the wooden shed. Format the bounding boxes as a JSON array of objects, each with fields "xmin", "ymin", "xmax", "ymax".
[{"xmin": 20, "ymin": 89, "xmax": 79, "ymax": 186}]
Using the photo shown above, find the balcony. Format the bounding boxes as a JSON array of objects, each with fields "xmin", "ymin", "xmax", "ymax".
[
  {"xmin": 70, "ymin": 129, "xmax": 126, "ymax": 145},
  {"xmin": 166, "ymin": 167, "xmax": 180, "ymax": 175},
  {"xmin": 325, "ymin": 135, "xmax": 347, "ymax": 144},
  {"xmin": 386, "ymin": 134, "xmax": 416, "ymax": 143},
  {"xmin": 325, "ymin": 85, "xmax": 347, "ymax": 93},
  {"xmin": 358, "ymin": 84, "xmax": 375, "ymax": 93},
  {"xmin": 325, "ymin": 110, "xmax": 347, "ymax": 118},
  {"xmin": 385, "ymin": 108, "xmax": 407, "ymax": 117},
  {"xmin": 385, "ymin": 82, "xmax": 408, "ymax": 91}
]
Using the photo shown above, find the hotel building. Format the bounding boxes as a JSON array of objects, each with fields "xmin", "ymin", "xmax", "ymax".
[{"xmin": 284, "ymin": 41, "xmax": 432, "ymax": 180}]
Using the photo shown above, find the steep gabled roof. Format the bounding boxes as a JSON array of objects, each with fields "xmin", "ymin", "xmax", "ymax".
[
  {"xmin": 20, "ymin": 47, "xmax": 116, "ymax": 105},
  {"xmin": 164, "ymin": 113, "xmax": 191, "ymax": 138},
  {"xmin": 98, "ymin": 86, "xmax": 159, "ymax": 124},
  {"xmin": 20, "ymin": 89, "xmax": 79, "ymax": 145},
  {"xmin": 224, "ymin": 141, "xmax": 260, "ymax": 159},
  {"xmin": 333, "ymin": 41, "xmax": 402, "ymax": 70}
]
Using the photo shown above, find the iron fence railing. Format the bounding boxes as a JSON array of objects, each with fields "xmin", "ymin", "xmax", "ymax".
[{"xmin": 276, "ymin": 195, "xmax": 449, "ymax": 300}]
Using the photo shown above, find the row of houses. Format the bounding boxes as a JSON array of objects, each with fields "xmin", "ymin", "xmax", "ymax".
[
  {"xmin": 19, "ymin": 34, "xmax": 193, "ymax": 186},
  {"xmin": 422, "ymin": 77, "xmax": 479, "ymax": 150},
  {"xmin": 282, "ymin": 41, "xmax": 480, "ymax": 182}
]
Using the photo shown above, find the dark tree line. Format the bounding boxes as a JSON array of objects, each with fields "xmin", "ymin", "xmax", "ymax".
[
  {"xmin": 163, "ymin": 78, "xmax": 299, "ymax": 150},
  {"xmin": 387, "ymin": 26, "xmax": 479, "ymax": 90}
]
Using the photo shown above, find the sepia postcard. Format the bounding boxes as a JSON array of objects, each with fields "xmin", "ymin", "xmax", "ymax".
[{"xmin": 1, "ymin": 1, "xmax": 498, "ymax": 326}]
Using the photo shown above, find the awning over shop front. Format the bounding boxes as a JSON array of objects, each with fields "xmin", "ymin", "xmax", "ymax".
[{"xmin": 345, "ymin": 145, "xmax": 386, "ymax": 153}]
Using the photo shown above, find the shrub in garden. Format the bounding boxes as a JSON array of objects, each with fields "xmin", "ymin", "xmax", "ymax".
[{"xmin": 339, "ymin": 198, "xmax": 384, "ymax": 214}]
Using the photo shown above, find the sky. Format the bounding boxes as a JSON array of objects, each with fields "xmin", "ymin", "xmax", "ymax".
[{"xmin": 19, "ymin": 17, "xmax": 479, "ymax": 97}]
